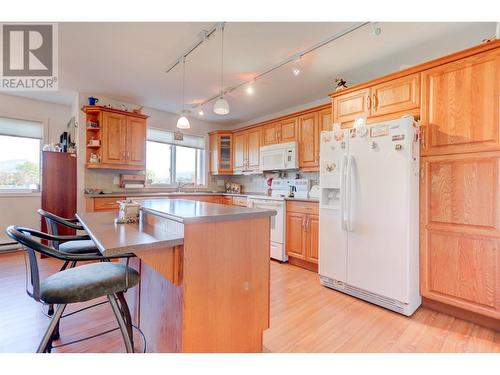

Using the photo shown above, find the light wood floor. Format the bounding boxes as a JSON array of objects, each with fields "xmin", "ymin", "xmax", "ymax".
[{"xmin": 1, "ymin": 251, "xmax": 499, "ymax": 353}]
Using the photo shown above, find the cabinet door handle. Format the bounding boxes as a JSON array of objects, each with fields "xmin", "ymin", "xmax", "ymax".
[
  {"xmin": 372, "ymin": 94, "xmax": 378, "ymax": 110},
  {"xmin": 366, "ymin": 95, "xmax": 371, "ymax": 110}
]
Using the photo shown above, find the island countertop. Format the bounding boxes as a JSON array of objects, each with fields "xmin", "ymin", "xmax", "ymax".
[{"xmin": 137, "ymin": 198, "xmax": 276, "ymax": 224}]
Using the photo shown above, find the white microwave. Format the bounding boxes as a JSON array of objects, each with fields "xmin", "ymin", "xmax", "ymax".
[{"xmin": 260, "ymin": 142, "xmax": 299, "ymax": 171}]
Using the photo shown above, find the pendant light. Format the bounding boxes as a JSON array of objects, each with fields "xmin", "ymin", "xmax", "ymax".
[
  {"xmin": 177, "ymin": 57, "xmax": 190, "ymax": 129},
  {"xmin": 213, "ymin": 24, "xmax": 230, "ymax": 115}
]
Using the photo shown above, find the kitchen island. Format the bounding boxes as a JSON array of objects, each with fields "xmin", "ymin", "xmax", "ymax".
[{"xmin": 77, "ymin": 199, "xmax": 275, "ymax": 352}]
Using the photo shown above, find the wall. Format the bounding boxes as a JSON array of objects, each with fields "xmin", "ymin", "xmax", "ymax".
[{"xmin": 0, "ymin": 93, "xmax": 73, "ymax": 247}]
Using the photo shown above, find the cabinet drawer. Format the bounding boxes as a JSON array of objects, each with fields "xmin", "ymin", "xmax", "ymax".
[
  {"xmin": 232, "ymin": 196, "xmax": 248, "ymax": 207},
  {"xmin": 93, "ymin": 197, "xmax": 124, "ymax": 211},
  {"xmin": 286, "ymin": 200, "xmax": 318, "ymax": 215}
]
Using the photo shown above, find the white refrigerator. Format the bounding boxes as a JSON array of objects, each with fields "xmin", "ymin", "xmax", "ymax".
[{"xmin": 318, "ymin": 116, "xmax": 421, "ymax": 316}]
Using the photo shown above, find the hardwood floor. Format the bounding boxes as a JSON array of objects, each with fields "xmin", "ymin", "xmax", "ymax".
[{"xmin": 1, "ymin": 251, "xmax": 499, "ymax": 353}]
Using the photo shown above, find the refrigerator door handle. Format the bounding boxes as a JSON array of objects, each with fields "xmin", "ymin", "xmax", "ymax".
[
  {"xmin": 340, "ymin": 154, "xmax": 348, "ymax": 231},
  {"xmin": 346, "ymin": 155, "xmax": 353, "ymax": 232}
]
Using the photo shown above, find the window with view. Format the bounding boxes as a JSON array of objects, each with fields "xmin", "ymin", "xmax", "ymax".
[
  {"xmin": 146, "ymin": 128, "xmax": 205, "ymax": 186},
  {"xmin": 0, "ymin": 117, "xmax": 43, "ymax": 192}
]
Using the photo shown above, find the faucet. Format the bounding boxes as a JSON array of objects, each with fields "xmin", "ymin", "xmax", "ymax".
[{"xmin": 177, "ymin": 181, "xmax": 193, "ymax": 192}]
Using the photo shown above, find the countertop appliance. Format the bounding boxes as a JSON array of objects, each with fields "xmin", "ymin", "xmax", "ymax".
[
  {"xmin": 318, "ymin": 116, "xmax": 421, "ymax": 316},
  {"xmin": 260, "ymin": 142, "xmax": 298, "ymax": 171},
  {"xmin": 269, "ymin": 178, "xmax": 309, "ymax": 198}
]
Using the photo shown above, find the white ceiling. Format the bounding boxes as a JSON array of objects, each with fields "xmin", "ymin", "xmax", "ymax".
[{"xmin": 10, "ymin": 22, "xmax": 497, "ymax": 126}]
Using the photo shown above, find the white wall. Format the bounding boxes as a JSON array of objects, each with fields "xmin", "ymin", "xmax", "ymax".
[{"xmin": 0, "ymin": 93, "xmax": 73, "ymax": 247}]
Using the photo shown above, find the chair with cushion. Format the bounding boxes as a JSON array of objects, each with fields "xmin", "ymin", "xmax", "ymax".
[
  {"xmin": 37, "ymin": 209, "xmax": 100, "ymax": 257},
  {"xmin": 6, "ymin": 225, "xmax": 140, "ymax": 353}
]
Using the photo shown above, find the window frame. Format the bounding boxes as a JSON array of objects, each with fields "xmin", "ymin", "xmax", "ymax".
[
  {"xmin": 0, "ymin": 114, "xmax": 47, "ymax": 195},
  {"xmin": 146, "ymin": 131, "xmax": 207, "ymax": 188}
]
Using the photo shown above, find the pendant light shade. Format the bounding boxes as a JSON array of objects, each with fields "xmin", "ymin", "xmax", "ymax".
[
  {"xmin": 213, "ymin": 24, "xmax": 229, "ymax": 116},
  {"xmin": 213, "ymin": 96, "xmax": 230, "ymax": 115},
  {"xmin": 177, "ymin": 57, "xmax": 190, "ymax": 129},
  {"xmin": 176, "ymin": 113, "xmax": 190, "ymax": 129}
]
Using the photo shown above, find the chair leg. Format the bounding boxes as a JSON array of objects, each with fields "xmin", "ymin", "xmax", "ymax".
[
  {"xmin": 37, "ymin": 304, "xmax": 66, "ymax": 353},
  {"xmin": 108, "ymin": 294, "xmax": 134, "ymax": 353},
  {"xmin": 116, "ymin": 292, "xmax": 134, "ymax": 349}
]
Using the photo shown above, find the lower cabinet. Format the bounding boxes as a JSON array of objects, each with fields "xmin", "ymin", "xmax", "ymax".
[
  {"xmin": 285, "ymin": 200, "xmax": 319, "ymax": 272},
  {"xmin": 420, "ymin": 152, "xmax": 500, "ymax": 322}
]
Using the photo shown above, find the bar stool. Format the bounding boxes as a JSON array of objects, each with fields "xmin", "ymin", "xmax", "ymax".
[{"xmin": 6, "ymin": 225, "xmax": 140, "ymax": 353}]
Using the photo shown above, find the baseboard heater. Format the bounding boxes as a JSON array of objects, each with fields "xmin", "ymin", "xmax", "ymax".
[{"xmin": 319, "ymin": 275, "xmax": 409, "ymax": 316}]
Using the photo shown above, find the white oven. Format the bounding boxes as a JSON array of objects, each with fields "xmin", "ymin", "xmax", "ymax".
[{"xmin": 247, "ymin": 197, "xmax": 287, "ymax": 262}]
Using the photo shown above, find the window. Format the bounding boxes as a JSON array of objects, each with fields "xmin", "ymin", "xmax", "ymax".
[
  {"xmin": 146, "ymin": 128, "xmax": 206, "ymax": 186},
  {"xmin": 0, "ymin": 117, "xmax": 43, "ymax": 192}
]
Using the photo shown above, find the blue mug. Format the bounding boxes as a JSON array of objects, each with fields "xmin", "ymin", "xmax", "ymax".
[{"xmin": 88, "ymin": 96, "xmax": 99, "ymax": 105}]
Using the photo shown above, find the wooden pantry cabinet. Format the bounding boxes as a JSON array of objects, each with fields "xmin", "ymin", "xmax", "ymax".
[
  {"xmin": 420, "ymin": 48, "xmax": 500, "ymax": 156},
  {"xmin": 286, "ymin": 200, "xmax": 319, "ymax": 272},
  {"xmin": 420, "ymin": 152, "xmax": 500, "ymax": 321},
  {"xmin": 83, "ymin": 106, "xmax": 148, "ymax": 170}
]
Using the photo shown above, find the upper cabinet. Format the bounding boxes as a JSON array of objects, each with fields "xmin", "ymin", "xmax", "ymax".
[
  {"xmin": 261, "ymin": 122, "xmax": 280, "ymax": 146},
  {"xmin": 318, "ymin": 106, "xmax": 333, "ymax": 132},
  {"xmin": 280, "ymin": 118, "xmax": 298, "ymax": 142},
  {"xmin": 233, "ymin": 128, "xmax": 261, "ymax": 173},
  {"xmin": 332, "ymin": 73, "xmax": 420, "ymax": 127},
  {"xmin": 421, "ymin": 49, "xmax": 500, "ymax": 156},
  {"xmin": 83, "ymin": 106, "xmax": 148, "ymax": 170},
  {"xmin": 209, "ymin": 131, "xmax": 233, "ymax": 175},
  {"xmin": 333, "ymin": 88, "xmax": 370, "ymax": 124},
  {"xmin": 298, "ymin": 111, "xmax": 320, "ymax": 170}
]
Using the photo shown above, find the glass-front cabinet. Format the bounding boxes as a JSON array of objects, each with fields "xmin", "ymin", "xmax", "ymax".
[{"xmin": 209, "ymin": 131, "xmax": 233, "ymax": 175}]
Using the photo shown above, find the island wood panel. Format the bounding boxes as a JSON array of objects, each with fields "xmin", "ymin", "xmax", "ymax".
[
  {"xmin": 139, "ymin": 261, "xmax": 183, "ymax": 352},
  {"xmin": 420, "ymin": 152, "xmax": 500, "ymax": 320},
  {"xmin": 370, "ymin": 73, "xmax": 420, "ymax": 117},
  {"xmin": 181, "ymin": 217, "xmax": 270, "ymax": 352},
  {"xmin": 421, "ymin": 48, "xmax": 500, "ymax": 156},
  {"xmin": 101, "ymin": 111, "xmax": 127, "ymax": 164}
]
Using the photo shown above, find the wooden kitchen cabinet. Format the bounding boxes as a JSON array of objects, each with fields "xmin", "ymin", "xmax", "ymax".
[
  {"xmin": 318, "ymin": 106, "xmax": 333, "ymax": 132},
  {"xmin": 101, "ymin": 111, "xmax": 127, "ymax": 165},
  {"xmin": 233, "ymin": 128, "xmax": 261, "ymax": 173},
  {"xmin": 280, "ymin": 118, "xmax": 298, "ymax": 142},
  {"xmin": 209, "ymin": 131, "xmax": 233, "ymax": 175},
  {"xmin": 261, "ymin": 122, "xmax": 280, "ymax": 145},
  {"xmin": 421, "ymin": 49, "xmax": 500, "ymax": 156},
  {"xmin": 420, "ymin": 152, "xmax": 500, "ymax": 321},
  {"xmin": 286, "ymin": 201, "xmax": 319, "ymax": 271},
  {"xmin": 332, "ymin": 88, "xmax": 370, "ymax": 125},
  {"xmin": 298, "ymin": 112, "xmax": 320, "ymax": 170},
  {"xmin": 83, "ymin": 106, "xmax": 148, "ymax": 170},
  {"xmin": 370, "ymin": 73, "xmax": 420, "ymax": 117}
]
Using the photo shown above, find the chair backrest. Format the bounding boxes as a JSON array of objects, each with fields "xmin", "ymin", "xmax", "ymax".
[
  {"xmin": 5, "ymin": 226, "xmax": 72, "ymax": 302},
  {"xmin": 38, "ymin": 209, "xmax": 61, "ymax": 250}
]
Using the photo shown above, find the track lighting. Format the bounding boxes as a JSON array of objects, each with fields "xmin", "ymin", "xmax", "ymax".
[
  {"xmin": 213, "ymin": 24, "xmax": 230, "ymax": 115},
  {"xmin": 292, "ymin": 68, "xmax": 301, "ymax": 77},
  {"xmin": 370, "ymin": 22, "xmax": 382, "ymax": 37},
  {"xmin": 198, "ymin": 105, "xmax": 204, "ymax": 116},
  {"xmin": 246, "ymin": 81, "xmax": 255, "ymax": 95}
]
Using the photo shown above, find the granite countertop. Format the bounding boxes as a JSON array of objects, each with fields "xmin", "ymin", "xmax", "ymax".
[
  {"xmin": 84, "ymin": 190, "xmax": 319, "ymax": 202},
  {"xmin": 140, "ymin": 198, "xmax": 276, "ymax": 224}
]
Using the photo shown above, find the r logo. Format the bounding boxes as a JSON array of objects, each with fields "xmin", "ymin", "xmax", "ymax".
[{"xmin": 2, "ymin": 24, "xmax": 53, "ymax": 76}]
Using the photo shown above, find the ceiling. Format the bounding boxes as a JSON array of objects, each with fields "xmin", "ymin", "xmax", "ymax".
[{"xmin": 10, "ymin": 22, "xmax": 496, "ymax": 126}]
